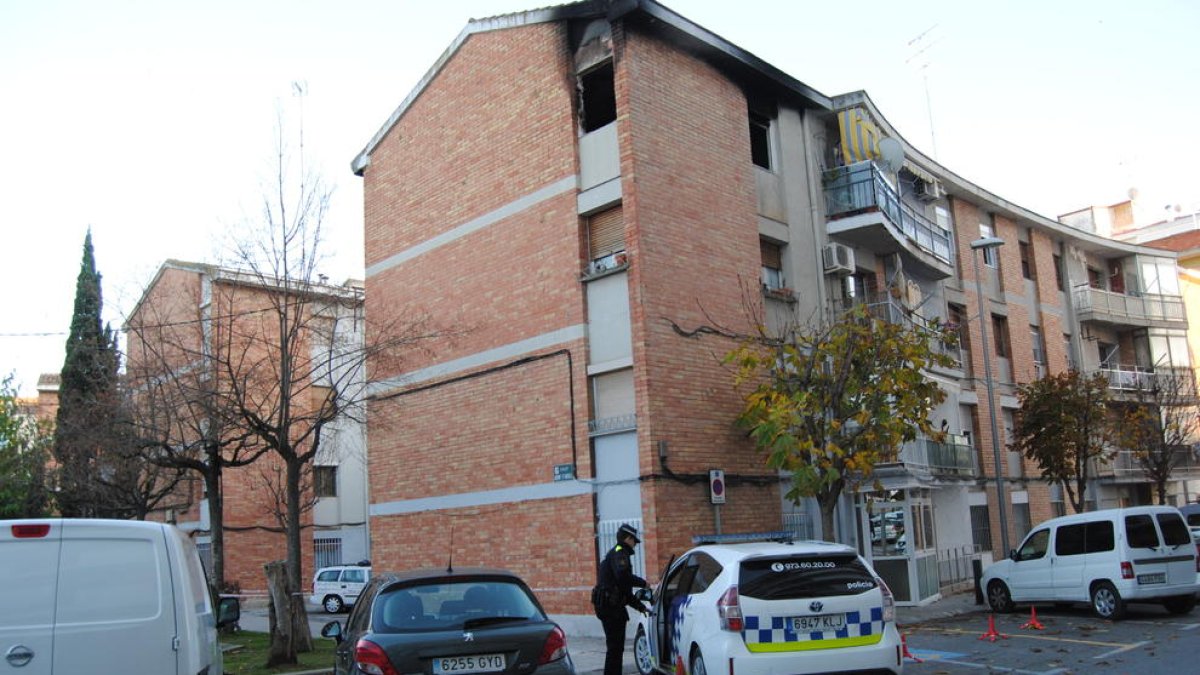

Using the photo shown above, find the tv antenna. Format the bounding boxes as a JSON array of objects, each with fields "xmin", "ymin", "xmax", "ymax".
[{"xmin": 906, "ymin": 25, "xmax": 942, "ymax": 159}]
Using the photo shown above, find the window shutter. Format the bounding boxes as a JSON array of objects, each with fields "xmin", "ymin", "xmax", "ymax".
[
  {"xmin": 589, "ymin": 207, "xmax": 624, "ymax": 260},
  {"xmin": 760, "ymin": 240, "xmax": 782, "ymax": 270}
]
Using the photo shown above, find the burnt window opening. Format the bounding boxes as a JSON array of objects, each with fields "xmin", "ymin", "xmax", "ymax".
[
  {"xmin": 749, "ymin": 112, "xmax": 772, "ymax": 169},
  {"xmin": 579, "ymin": 62, "xmax": 616, "ymax": 133}
]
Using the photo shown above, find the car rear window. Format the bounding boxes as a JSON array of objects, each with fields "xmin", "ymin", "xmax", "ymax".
[
  {"xmin": 1156, "ymin": 512, "xmax": 1191, "ymax": 546},
  {"xmin": 738, "ymin": 554, "xmax": 876, "ymax": 600},
  {"xmin": 373, "ymin": 579, "xmax": 545, "ymax": 633}
]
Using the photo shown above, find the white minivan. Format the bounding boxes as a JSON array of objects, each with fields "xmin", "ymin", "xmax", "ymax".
[
  {"xmin": 981, "ymin": 506, "xmax": 1198, "ymax": 620},
  {"xmin": 0, "ymin": 518, "xmax": 240, "ymax": 675}
]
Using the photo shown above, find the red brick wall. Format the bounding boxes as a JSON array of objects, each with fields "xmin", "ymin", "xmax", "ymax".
[
  {"xmin": 361, "ymin": 23, "xmax": 597, "ymax": 612},
  {"xmin": 617, "ymin": 24, "xmax": 781, "ymax": 572}
]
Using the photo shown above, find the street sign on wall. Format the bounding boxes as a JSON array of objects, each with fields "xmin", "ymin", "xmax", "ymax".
[{"xmin": 709, "ymin": 469, "xmax": 726, "ymax": 504}]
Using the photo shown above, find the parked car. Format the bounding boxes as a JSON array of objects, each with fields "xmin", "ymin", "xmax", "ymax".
[
  {"xmin": 321, "ymin": 566, "xmax": 574, "ymax": 675},
  {"xmin": 633, "ymin": 540, "xmax": 902, "ymax": 675},
  {"xmin": 312, "ymin": 561, "xmax": 372, "ymax": 613},
  {"xmin": 0, "ymin": 518, "xmax": 240, "ymax": 675},
  {"xmin": 981, "ymin": 505, "xmax": 1199, "ymax": 620}
]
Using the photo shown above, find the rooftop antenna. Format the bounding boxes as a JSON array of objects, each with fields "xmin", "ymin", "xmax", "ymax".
[{"xmin": 906, "ymin": 25, "xmax": 942, "ymax": 159}]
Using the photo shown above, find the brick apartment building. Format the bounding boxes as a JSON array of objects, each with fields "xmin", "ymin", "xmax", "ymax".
[
  {"xmin": 124, "ymin": 260, "xmax": 370, "ymax": 592},
  {"xmin": 353, "ymin": 0, "xmax": 1194, "ymax": 611}
]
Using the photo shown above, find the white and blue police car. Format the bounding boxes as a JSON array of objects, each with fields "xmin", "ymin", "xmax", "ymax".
[{"xmin": 633, "ymin": 539, "xmax": 902, "ymax": 675}]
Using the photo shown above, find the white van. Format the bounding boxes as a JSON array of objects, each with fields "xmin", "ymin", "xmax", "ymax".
[
  {"xmin": 310, "ymin": 561, "xmax": 370, "ymax": 613},
  {"xmin": 981, "ymin": 506, "xmax": 1199, "ymax": 620},
  {"xmin": 0, "ymin": 518, "xmax": 240, "ymax": 675}
]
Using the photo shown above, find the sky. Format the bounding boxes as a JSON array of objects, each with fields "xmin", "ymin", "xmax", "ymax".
[{"xmin": 2, "ymin": 0, "xmax": 1198, "ymax": 397}]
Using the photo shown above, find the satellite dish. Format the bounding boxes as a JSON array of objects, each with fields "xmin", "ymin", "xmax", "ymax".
[{"xmin": 878, "ymin": 137, "xmax": 904, "ymax": 173}]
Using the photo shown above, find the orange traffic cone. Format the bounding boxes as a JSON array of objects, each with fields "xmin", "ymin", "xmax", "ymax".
[
  {"xmin": 978, "ymin": 613, "xmax": 1009, "ymax": 642},
  {"xmin": 1021, "ymin": 605, "xmax": 1045, "ymax": 630},
  {"xmin": 900, "ymin": 634, "xmax": 924, "ymax": 663}
]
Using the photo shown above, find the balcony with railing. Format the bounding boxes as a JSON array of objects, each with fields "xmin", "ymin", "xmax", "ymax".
[
  {"xmin": 1072, "ymin": 284, "xmax": 1186, "ymax": 330},
  {"xmin": 878, "ymin": 437, "xmax": 979, "ymax": 481},
  {"xmin": 1092, "ymin": 365, "xmax": 1198, "ymax": 402},
  {"xmin": 833, "ymin": 292, "xmax": 963, "ymax": 374},
  {"xmin": 1092, "ymin": 448, "xmax": 1200, "ymax": 483},
  {"xmin": 823, "ymin": 161, "xmax": 954, "ymax": 279}
]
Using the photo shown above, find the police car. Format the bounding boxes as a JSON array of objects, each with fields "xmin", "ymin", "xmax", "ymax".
[{"xmin": 633, "ymin": 540, "xmax": 902, "ymax": 675}]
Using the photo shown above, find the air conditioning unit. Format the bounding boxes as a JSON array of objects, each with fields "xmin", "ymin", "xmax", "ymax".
[
  {"xmin": 822, "ymin": 243, "xmax": 855, "ymax": 275},
  {"xmin": 914, "ymin": 178, "xmax": 945, "ymax": 202}
]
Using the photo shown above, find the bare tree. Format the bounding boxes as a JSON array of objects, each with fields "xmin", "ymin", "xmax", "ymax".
[
  {"xmin": 124, "ymin": 283, "xmax": 269, "ymax": 593},
  {"xmin": 1110, "ymin": 369, "xmax": 1200, "ymax": 505},
  {"xmin": 215, "ymin": 105, "xmax": 449, "ymax": 666}
]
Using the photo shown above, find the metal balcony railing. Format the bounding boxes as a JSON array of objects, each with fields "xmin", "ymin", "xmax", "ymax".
[
  {"xmin": 588, "ymin": 413, "xmax": 637, "ymax": 436},
  {"xmin": 1072, "ymin": 285, "xmax": 1186, "ymax": 326},
  {"xmin": 1093, "ymin": 366, "xmax": 1197, "ymax": 395},
  {"xmin": 833, "ymin": 293, "xmax": 963, "ymax": 370},
  {"xmin": 894, "ymin": 438, "xmax": 979, "ymax": 478},
  {"xmin": 823, "ymin": 161, "xmax": 953, "ymax": 265},
  {"xmin": 1092, "ymin": 449, "xmax": 1200, "ymax": 480}
]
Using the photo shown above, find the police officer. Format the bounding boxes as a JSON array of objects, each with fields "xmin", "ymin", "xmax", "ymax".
[{"xmin": 593, "ymin": 523, "xmax": 648, "ymax": 675}]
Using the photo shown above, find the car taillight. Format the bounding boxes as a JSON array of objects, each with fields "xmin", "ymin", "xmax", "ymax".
[
  {"xmin": 538, "ymin": 625, "xmax": 568, "ymax": 664},
  {"xmin": 12, "ymin": 524, "xmax": 50, "ymax": 538},
  {"xmin": 876, "ymin": 576, "xmax": 895, "ymax": 623},
  {"xmin": 718, "ymin": 585, "xmax": 743, "ymax": 632},
  {"xmin": 1120, "ymin": 562, "xmax": 1134, "ymax": 579},
  {"xmin": 354, "ymin": 639, "xmax": 399, "ymax": 675}
]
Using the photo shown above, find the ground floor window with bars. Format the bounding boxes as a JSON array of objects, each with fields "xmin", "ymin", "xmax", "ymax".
[
  {"xmin": 314, "ymin": 538, "xmax": 342, "ymax": 570},
  {"xmin": 970, "ymin": 505, "xmax": 992, "ymax": 552}
]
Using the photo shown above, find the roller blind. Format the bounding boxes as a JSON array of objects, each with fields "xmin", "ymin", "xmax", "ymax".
[
  {"xmin": 589, "ymin": 207, "xmax": 624, "ymax": 260},
  {"xmin": 760, "ymin": 240, "xmax": 782, "ymax": 270}
]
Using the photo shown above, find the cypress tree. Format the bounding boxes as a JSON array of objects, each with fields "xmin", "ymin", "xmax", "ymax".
[{"xmin": 53, "ymin": 230, "xmax": 122, "ymax": 517}]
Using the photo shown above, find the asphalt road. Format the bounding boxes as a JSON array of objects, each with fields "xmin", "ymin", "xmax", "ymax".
[{"xmin": 902, "ymin": 603, "xmax": 1199, "ymax": 674}]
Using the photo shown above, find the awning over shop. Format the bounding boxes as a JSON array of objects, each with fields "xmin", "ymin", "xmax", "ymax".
[{"xmin": 838, "ymin": 107, "xmax": 881, "ymax": 165}]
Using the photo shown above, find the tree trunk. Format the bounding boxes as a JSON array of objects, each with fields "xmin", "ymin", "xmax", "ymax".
[
  {"xmin": 285, "ymin": 456, "xmax": 313, "ymax": 652},
  {"xmin": 206, "ymin": 461, "xmax": 225, "ymax": 593},
  {"xmin": 264, "ymin": 560, "xmax": 297, "ymax": 667}
]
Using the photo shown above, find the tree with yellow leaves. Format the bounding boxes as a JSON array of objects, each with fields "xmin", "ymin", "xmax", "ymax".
[{"xmin": 726, "ymin": 303, "xmax": 955, "ymax": 541}]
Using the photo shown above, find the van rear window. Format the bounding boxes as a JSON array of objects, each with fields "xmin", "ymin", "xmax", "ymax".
[
  {"xmin": 1125, "ymin": 515, "xmax": 1159, "ymax": 548},
  {"xmin": 1155, "ymin": 512, "xmax": 1191, "ymax": 546},
  {"xmin": 738, "ymin": 554, "xmax": 876, "ymax": 600}
]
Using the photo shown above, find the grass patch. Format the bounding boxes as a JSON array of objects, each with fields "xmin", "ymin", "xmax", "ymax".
[{"xmin": 221, "ymin": 631, "xmax": 337, "ymax": 675}]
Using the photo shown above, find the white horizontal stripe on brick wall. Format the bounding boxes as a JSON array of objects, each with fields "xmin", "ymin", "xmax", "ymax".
[
  {"xmin": 370, "ymin": 480, "xmax": 593, "ymax": 517},
  {"xmin": 368, "ymin": 324, "xmax": 586, "ymax": 397},
  {"xmin": 365, "ymin": 175, "xmax": 577, "ymax": 277}
]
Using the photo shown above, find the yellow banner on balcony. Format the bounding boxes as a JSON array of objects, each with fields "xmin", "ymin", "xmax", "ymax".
[{"xmin": 839, "ymin": 108, "xmax": 881, "ymax": 165}]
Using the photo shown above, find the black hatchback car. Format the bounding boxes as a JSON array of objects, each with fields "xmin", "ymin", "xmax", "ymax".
[{"xmin": 321, "ymin": 567, "xmax": 575, "ymax": 675}]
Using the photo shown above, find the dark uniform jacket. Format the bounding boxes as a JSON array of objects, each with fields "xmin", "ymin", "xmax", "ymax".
[{"xmin": 593, "ymin": 543, "xmax": 649, "ymax": 619}]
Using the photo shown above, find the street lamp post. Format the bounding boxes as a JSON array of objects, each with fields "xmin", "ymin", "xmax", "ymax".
[{"xmin": 971, "ymin": 236, "xmax": 1011, "ymax": 556}]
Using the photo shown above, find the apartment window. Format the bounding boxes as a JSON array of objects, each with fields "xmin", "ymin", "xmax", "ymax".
[
  {"xmin": 1148, "ymin": 329, "xmax": 1191, "ymax": 368},
  {"xmin": 1019, "ymin": 241, "xmax": 1034, "ymax": 280},
  {"xmin": 1087, "ymin": 267, "xmax": 1103, "ymax": 289},
  {"xmin": 1012, "ymin": 502, "xmax": 1032, "ymax": 540},
  {"xmin": 749, "ymin": 112, "xmax": 772, "ymax": 169},
  {"xmin": 1030, "ymin": 326, "xmax": 1046, "ymax": 373},
  {"xmin": 760, "ymin": 239, "xmax": 783, "ymax": 289},
  {"xmin": 1063, "ymin": 333, "xmax": 1076, "ymax": 371},
  {"xmin": 991, "ymin": 315, "xmax": 1010, "ymax": 358},
  {"xmin": 314, "ymin": 466, "xmax": 337, "ymax": 498},
  {"xmin": 1049, "ymin": 483, "xmax": 1067, "ymax": 518},
  {"xmin": 1053, "ymin": 253, "xmax": 1064, "ymax": 291},
  {"xmin": 587, "ymin": 206, "xmax": 625, "ymax": 269},
  {"xmin": 949, "ymin": 303, "xmax": 970, "ymax": 371},
  {"xmin": 970, "ymin": 504, "xmax": 993, "ymax": 552},
  {"xmin": 314, "ymin": 538, "xmax": 342, "ymax": 569},
  {"xmin": 980, "ymin": 222, "xmax": 998, "ymax": 267},
  {"xmin": 579, "ymin": 62, "xmax": 616, "ymax": 133}
]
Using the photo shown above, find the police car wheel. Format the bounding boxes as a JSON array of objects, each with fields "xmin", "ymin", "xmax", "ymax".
[
  {"xmin": 634, "ymin": 626, "xmax": 654, "ymax": 675},
  {"xmin": 690, "ymin": 650, "xmax": 706, "ymax": 675},
  {"xmin": 323, "ymin": 595, "xmax": 345, "ymax": 613}
]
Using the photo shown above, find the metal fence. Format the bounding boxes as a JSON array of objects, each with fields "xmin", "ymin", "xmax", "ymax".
[
  {"xmin": 597, "ymin": 518, "xmax": 646, "ymax": 579},
  {"xmin": 936, "ymin": 544, "xmax": 981, "ymax": 593},
  {"xmin": 314, "ymin": 537, "xmax": 343, "ymax": 570}
]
